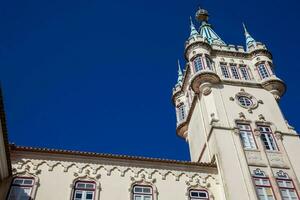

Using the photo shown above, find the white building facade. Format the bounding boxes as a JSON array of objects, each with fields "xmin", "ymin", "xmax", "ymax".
[{"xmin": 0, "ymin": 7, "xmax": 300, "ymax": 200}]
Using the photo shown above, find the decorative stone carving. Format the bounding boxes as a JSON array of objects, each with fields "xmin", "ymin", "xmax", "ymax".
[
  {"xmin": 13, "ymin": 159, "xmax": 217, "ymax": 183},
  {"xmin": 267, "ymin": 152, "xmax": 288, "ymax": 168},
  {"xmin": 233, "ymin": 128, "xmax": 240, "ymax": 135},
  {"xmin": 274, "ymin": 131, "xmax": 283, "ymax": 140},
  {"xmin": 233, "ymin": 89, "xmax": 263, "ymax": 114},
  {"xmin": 239, "ymin": 112, "xmax": 246, "ymax": 120},
  {"xmin": 245, "ymin": 150, "xmax": 265, "ymax": 166},
  {"xmin": 258, "ymin": 114, "xmax": 266, "ymax": 122},
  {"xmin": 210, "ymin": 113, "xmax": 219, "ymax": 125},
  {"xmin": 253, "ymin": 129, "xmax": 261, "ymax": 136}
]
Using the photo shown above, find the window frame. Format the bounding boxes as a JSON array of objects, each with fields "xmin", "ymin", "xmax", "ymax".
[
  {"xmin": 252, "ymin": 170, "xmax": 276, "ymax": 200},
  {"xmin": 189, "ymin": 189, "xmax": 209, "ymax": 200},
  {"xmin": 238, "ymin": 96, "xmax": 253, "ymax": 108},
  {"xmin": 6, "ymin": 177, "xmax": 35, "ymax": 200},
  {"xmin": 220, "ymin": 63, "xmax": 230, "ymax": 78},
  {"xmin": 258, "ymin": 125, "xmax": 278, "ymax": 151},
  {"xmin": 237, "ymin": 123, "xmax": 257, "ymax": 149},
  {"xmin": 239, "ymin": 65, "xmax": 250, "ymax": 80},
  {"xmin": 72, "ymin": 180, "xmax": 96, "ymax": 200},
  {"xmin": 192, "ymin": 56, "xmax": 205, "ymax": 73},
  {"xmin": 132, "ymin": 185, "xmax": 153, "ymax": 200},
  {"xmin": 276, "ymin": 172, "xmax": 300, "ymax": 200},
  {"xmin": 204, "ymin": 56, "xmax": 212, "ymax": 70},
  {"xmin": 257, "ymin": 63, "xmax": 271, "ymax": 79},
  {"xmin": 230, "ymin": 64, "xmax": 240, "ymax": 79}
]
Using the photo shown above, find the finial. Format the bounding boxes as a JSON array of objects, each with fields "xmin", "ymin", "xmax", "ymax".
[
  {"xmin": 189, "ymin": 16, "xmax": 199, "ymax": 38},
  {"xmin": 242, "ymin": 22, "xmax": 249, "ymax": 35},
  {"xmin": 177, "ymin": 60, "xmax": 183, "ymax": 85},
  {"xmin": 242, "ymin": 23, "xmax": 257, "ymax": 51},
  {"xmin": 195, "ymin": 7, "xmax": 209, "ymax": 23},
  {"xmin": 190, "ymin": 16, "xmax": 194, "ymax": 27}
]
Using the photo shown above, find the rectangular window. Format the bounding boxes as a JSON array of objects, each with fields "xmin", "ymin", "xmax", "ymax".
[
  {"xmin": 253, "ymin": 177, "xmax": 275, "ymax": 200},
  {"xmin": 240, "ymin": 65, "xmax": 250, "ymax": 80},
  {"xmin": 7, "ymin": 178, "xmax": 34, "ymax": 200},
  {"xmin": 258, "ymin": 64, "xmax": 270, "ymax": 79},
  {"xmin": 73, "ymin": 181, "xmax": 95, "ymax": 200},
  {"xmin": 277, "ymin": 179, "xmax": 299, "ymax": 200},
  {"xmin": 189, "ymin": 189, "xmax": 209, "ymax": 200},
  {"xmin": 258, "ymin": 126, "xmax": 277, "ymax": 151},
  {"xmin": 133, "ymin": 185, "xmax": 152, "ymax": 200},
  {"xmin": 230, "ymin": 65, "xmax": 240, "ymax": 79},
  {"xmin": 237, "ymin": 124, "xmax": 256, "ymax": 149},
  {"xmin": 220, "ymin": 64, "xmax": 230, "ymax": 78},
  {"xmin": 193, "ymin": 56, "xmax": 204, "ymax": 72},
  {"xmin": 205, "ymin": 57, "xmax": 212, "ymax": 70}
]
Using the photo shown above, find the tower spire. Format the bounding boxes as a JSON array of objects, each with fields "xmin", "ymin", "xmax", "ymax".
[
  {"xmin": 189, "ymin": 16, "xmax": 199, "ymax": 38},
  {"xmin": 176, "ymin": 60, "xmax": 183, "ymax": 86},
  {"xmin": 195, "ymin": 7, "xmax": 225, "ymax": 45},
  {"xmin": 243, "ymin": 23, "xmax": 257, "ymax": 51}
]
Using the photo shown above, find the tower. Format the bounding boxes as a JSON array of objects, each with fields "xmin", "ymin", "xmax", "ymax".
[{"xmin": 172, "ymin": 7, "xmax": 300, "ymax": 200}]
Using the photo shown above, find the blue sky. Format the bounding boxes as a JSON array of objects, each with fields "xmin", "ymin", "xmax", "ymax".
[{"xmin": 1, "ymin": 0, "xmax": 299, "ymax": 161}]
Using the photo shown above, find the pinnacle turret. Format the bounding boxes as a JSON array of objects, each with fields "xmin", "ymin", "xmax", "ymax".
[
  {"xmin": 243, "ymin": 23, "xmax": 257, "ymax": 51},
  {"xmin": 176, "ymin": 60, "xmax": 183, "ymax": 86},
  {"xmin": 189, "ymin": 16, "xmax": 199, "ymax": 38}
]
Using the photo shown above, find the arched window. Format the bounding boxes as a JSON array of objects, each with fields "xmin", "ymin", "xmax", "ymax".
[
  {"xmin": 257, "ymin": 63, "xmax": 270, "ymax": 79},
  {"xmin": 189, "ymin": 189, "xmax": 209, "ymax": 200},
  {"xmin": 193, "ymin": 56, "xmax": 204, "ymax": 72},
  {"xmin": 72, "ymin": 181, "xmax": 96, "ymax": 200},
  {"xmin": 252, "ymin": 169, "xmax": 276, "ymax": 200},
  {"xmin": 133, "ymin": 185, "xmax": 153, "ymax": 200},
  {"xmin": 7, "ymin": 177, "xmax": 34, "ymax": 200}
]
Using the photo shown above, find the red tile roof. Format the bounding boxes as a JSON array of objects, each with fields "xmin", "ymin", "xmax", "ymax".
[{"xmin": 10, "ymin": 144, "xmax": 216, "ymax": 168}]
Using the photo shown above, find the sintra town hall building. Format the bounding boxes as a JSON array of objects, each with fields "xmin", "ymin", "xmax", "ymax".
[{"xmin": 1, "ymin": 7, "xmax": 300, "ymax": 200}]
